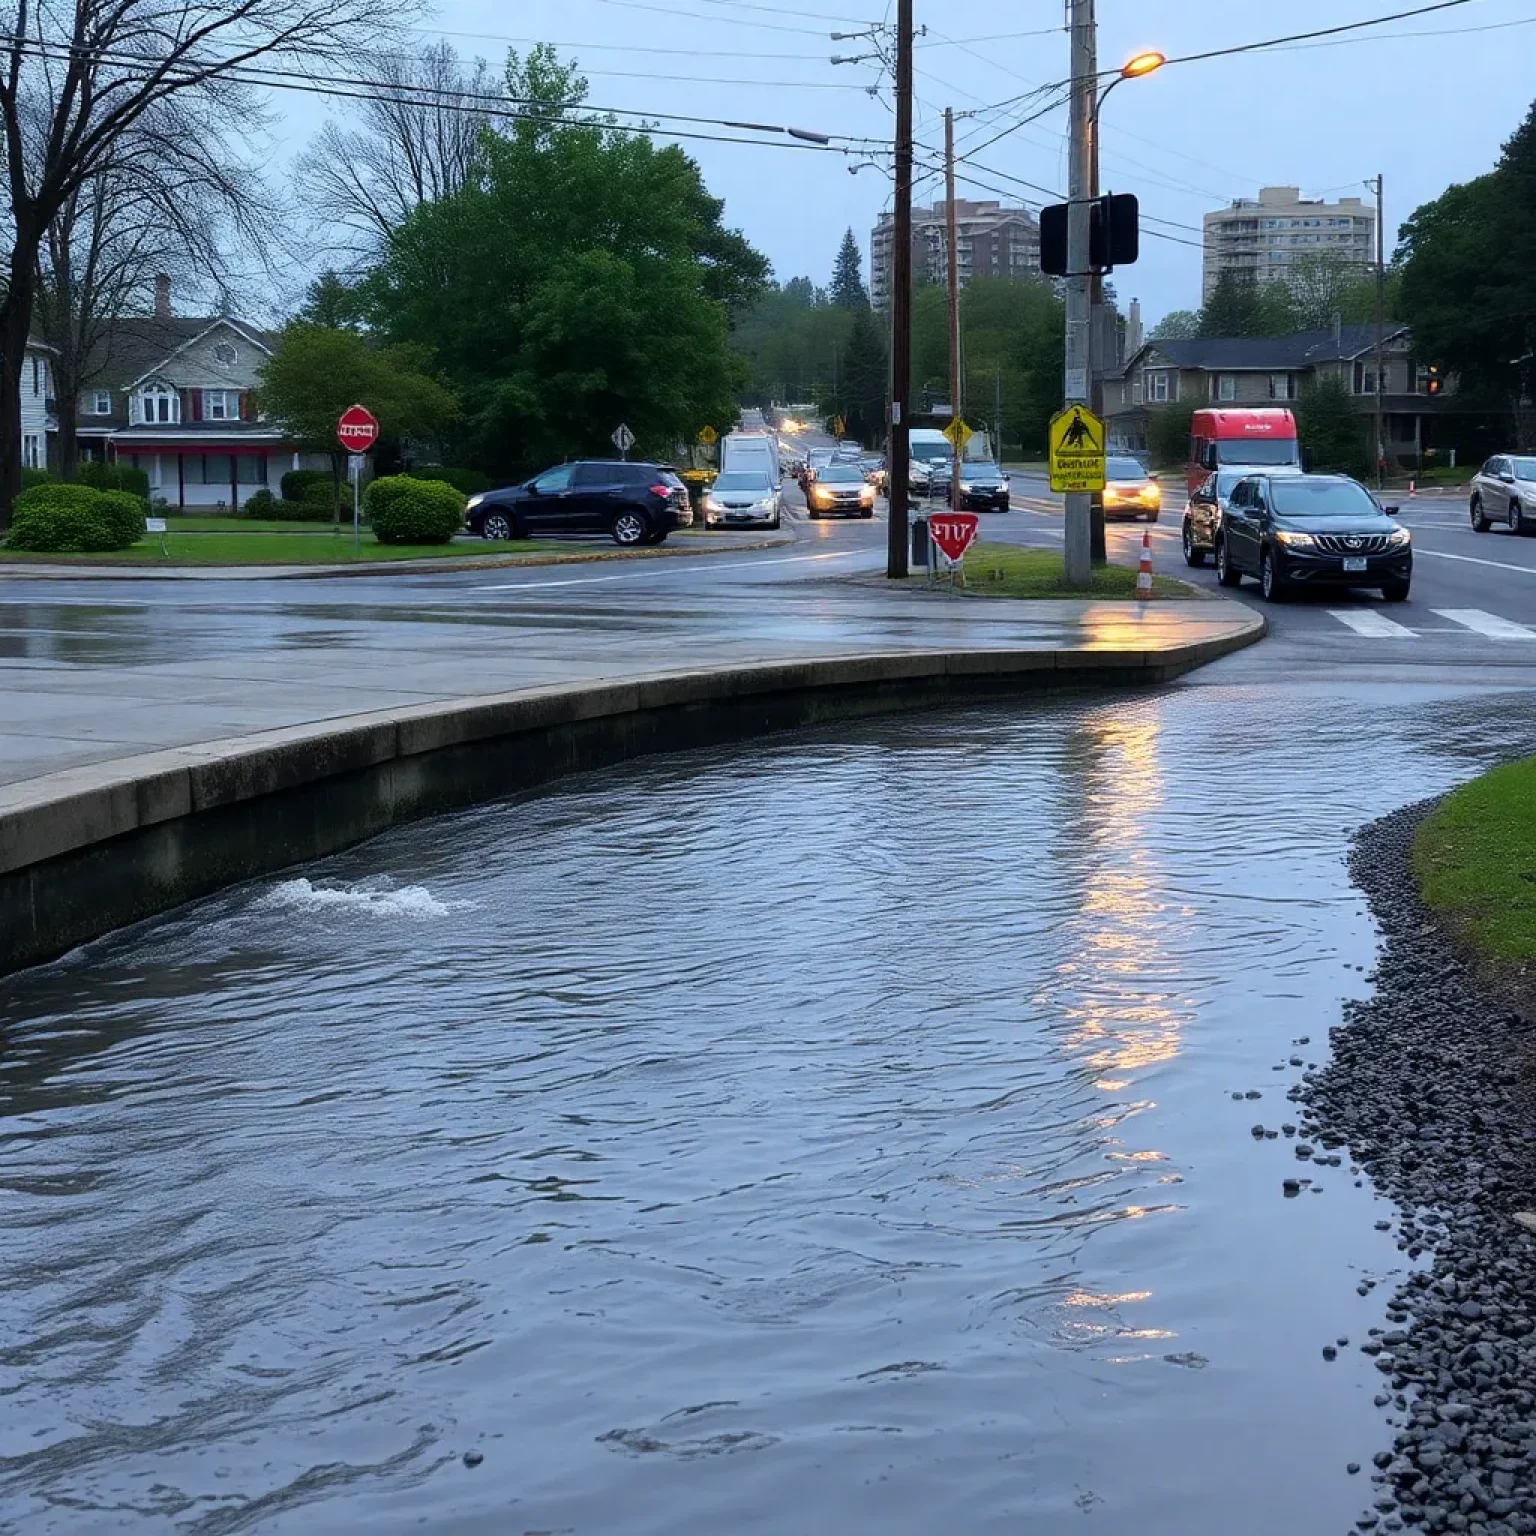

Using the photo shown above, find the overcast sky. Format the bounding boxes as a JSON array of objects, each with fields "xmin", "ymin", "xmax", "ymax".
[{"xmin": 279, "ymin": 0, "xmax": 1532, "ymax": 324}]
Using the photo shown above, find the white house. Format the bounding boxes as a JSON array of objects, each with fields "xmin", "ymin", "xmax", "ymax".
[{"xmin": 19, "ymin": 339, "xmax": 56, "ymax": 472}]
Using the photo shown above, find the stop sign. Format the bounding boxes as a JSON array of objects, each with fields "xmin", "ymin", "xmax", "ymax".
[
  {"xmin": 336, "ymin": 403, "xmax": 379, "ymax": 452},
  {"xmin": 929, "ymin": 513, "xmax": 979, "ymax": 563}
]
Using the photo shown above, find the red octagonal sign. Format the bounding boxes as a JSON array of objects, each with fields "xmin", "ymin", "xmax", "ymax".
[
  {"xmin": 336, "ymin": 403, "xmax": 380, "ymax": 452},
  {"xmin": 929, "ymin": 512, "xmax": 979, "ymax": 563}
]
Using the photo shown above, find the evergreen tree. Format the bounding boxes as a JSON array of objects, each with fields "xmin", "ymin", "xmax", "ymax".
[
  {"xmin": 1199, "ymin": 271, "xmax": 1296, "ymax": 337},
  {"xmin": 830, "ymin": 227, "xmax": 870, "ymax": 310}
]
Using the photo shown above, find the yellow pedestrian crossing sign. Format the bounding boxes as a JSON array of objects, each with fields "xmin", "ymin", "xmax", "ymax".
[
  {"xmin": 1048, "ymin": 405, "xmax": 1106, "ymax": 492},
  {"xmin": 942, "ymin": 417, "xmax": 972, "ymax": 453},
  {"xmin": 697, "ymin": 425, "xmax": 718, "ymax": 446}
]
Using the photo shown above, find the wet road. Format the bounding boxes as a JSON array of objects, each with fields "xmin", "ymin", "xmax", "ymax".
[{"xmin": 5, "ymin": 680, "xmax": 1536, "ymax": 1534}]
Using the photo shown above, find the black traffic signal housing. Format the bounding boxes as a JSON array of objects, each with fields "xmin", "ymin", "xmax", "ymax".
[{"xmin": 1039, "ymin": 193, "xmax": 1140, "ymax": 277}]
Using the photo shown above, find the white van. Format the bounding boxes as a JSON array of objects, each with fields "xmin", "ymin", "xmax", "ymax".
[{"xmin": 721, "ymin": 431, "xmax": 781, "ymax": 484}]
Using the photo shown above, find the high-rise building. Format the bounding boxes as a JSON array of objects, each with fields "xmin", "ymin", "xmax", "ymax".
[
  {"xmin": 1202, "ymin": 186, "xmax": 1376, "ymax": 300},
  {"xmin": 870, "ymin": 199, "xmax": 1041, "ymax": 310}
]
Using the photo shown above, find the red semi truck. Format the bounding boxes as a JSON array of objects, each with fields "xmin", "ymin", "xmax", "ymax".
[{"xmin": 1186, "ymin": 408, "xmax": 1301, "ymax": 492}]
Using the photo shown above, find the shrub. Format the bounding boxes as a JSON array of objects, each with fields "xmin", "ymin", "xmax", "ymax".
[
  {"xmin": 20, "ymin": 467, "xmax": 53, "ymax": 490},
  {"xmin": 241, "ymin": 487, "xmax": 281, "ymax": 518},
  {"xmin": 294, "ymin": 479, "xmax": 342, "ymax": 521},
  {"xmin": 94, "ymin": 489, "xmax": 148, "ymax": 547},
  {"xmin": 281, "ymin": 468, "xmax": 333, "ymax": 503},
  {"xmin": 77, "ymin": 459, "xmax": 150, "ymax": 499},
  {"xmin": 5, "ymin": 483, "xmax": 129, "ymax": 552},
  {"xmin": 363, "ymin": 475, "xmax": 465, "ymax": 544},
  {"xmin": 411, "ymin": 465, "xmax": 492, "ymax": 496}
]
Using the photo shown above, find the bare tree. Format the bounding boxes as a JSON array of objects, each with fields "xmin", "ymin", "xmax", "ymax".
[
  {"xmin": 297, "ymin": 42, "xmax": 495, "ymax": 267},
  {"xmin": 0, "ymin": 0, "xmax": 412, "ymax": 526}
]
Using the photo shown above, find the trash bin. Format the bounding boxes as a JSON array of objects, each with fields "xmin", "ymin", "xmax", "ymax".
[{"xmin": 911, "ymin": 517, "xmax": 928, "ymax": 569}]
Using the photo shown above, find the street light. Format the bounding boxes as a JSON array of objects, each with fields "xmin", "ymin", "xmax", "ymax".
[{"xmin": 1093, "ymin": 50, "xmax": 1165, "ymax": 122}]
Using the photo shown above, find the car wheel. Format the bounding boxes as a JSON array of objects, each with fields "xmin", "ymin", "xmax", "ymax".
[
  {"xmin": 1512, "ymin": 500, "xmax": 1527, "ymax": 535},
  {"xmin": 860, "ymin": 507, "xmax": 873, "ymax": 519},
  {"xmin": 807, "ymin": 508, "xmax": 821, "ymax": 520},
  {"xmin": 1215, "ymin": 536, "xmax": 1243, "ymax": 587},
  {"xmin": 483, "ymin": 511, "xmax": 513, "ymax": 541},
  {"xmin": 1146, "ymin": 513, "xmax": 1160, "ymax": 523},
  {"xmin": 1381, "ymin": 577, "xmax": 1411, "ymax": 603},
  {"xmin": 1260, "ymin": 549, "xmax": 1289, "ymax": 603},
  {"xmin": 770, "ymin": 514, "xmax": 781, "ymax": 530},
  {"xmin": 1182, "ymin": 520, "xmax": 1205, "ymax": 567},
  {"xmin": 1471, "ymin": 495, "xmax": 1491, "ymax": 533},
  {"xmin": 611, "ymin": 509, "xmax": 650, "ymax": 546}
]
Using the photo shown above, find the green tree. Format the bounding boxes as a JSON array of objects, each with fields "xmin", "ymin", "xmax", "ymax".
[
  {"xmin": 1146, "ymin": 401, "xmax": 1195, "ymax": 470},
  {"xmin": 1200, "ymin": 272, "xmax": 1297, "ymax": 337},
  {"xmin": 732, "ymin": 278, "xmax": 851, "ymax": 405},
  {"xmin": 820, "ymin": 306, "xmax": 886, "ymax": 444},
  {"xmin": 1286, "ymin": 251, "xmax": 1392, "ymax": 330},
  {"xmin": 257, "ymin": 325, "xmax": 459, "ymax": 516},
  {"xmin": 1400, "ymin": 102, "xmax": 1536, "ymax": 445},
  {"xmin": 298, "ymin": 272, "xmax": 364, "ymax": 330},
  {"xmin": 1295, "ymin": 374, "xmax": 1369, "ymax": 476},
  {"xmin": 829, "ymin": 227, "xmax": 870, "ymax": 311},
  {"xmin": 365, "ymin": 69, "xmax": 766, "ymax": 473},
  {"xmin": 1150, "ymin": 309, "xmax": 1200, "ymax": 341}
]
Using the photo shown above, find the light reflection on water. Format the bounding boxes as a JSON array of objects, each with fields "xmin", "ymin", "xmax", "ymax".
[{"xmin": 1, "ymin": 682, "xmax": 1533, "ymax": 1536}]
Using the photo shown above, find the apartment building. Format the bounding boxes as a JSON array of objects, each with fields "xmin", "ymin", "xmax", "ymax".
[
  {"xmin": 870, "ymin": 199, "xmax": 1040, "ymax": 310},
  {"xmin": 1202, "ymin": 186, "xmax": 1376, "ymax": 300}
]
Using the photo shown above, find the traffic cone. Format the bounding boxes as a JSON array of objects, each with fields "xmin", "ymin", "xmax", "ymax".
[
  {"xmin": 1136, "ymin": 527, "xmax": 1154, "ymax": 602},
  {"xmin": 1408, "ymin": 478, "xmax": 1417, "ymax": 498}
]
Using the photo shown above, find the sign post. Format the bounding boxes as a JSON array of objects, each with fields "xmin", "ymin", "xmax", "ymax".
[
  {"xmin": 612, "ymin": 422, "xmax": 635, "ymax": 460},
  {"xmin": 943, "ymin": 416, "xmax": 973, "ymax": 511},
  {"xmin": 336, "ymin": 404, "xmax": 380, "ymax": 557},
  {"xmin": 1047, "ymin": 404, "xmax": 1106, "ymax": 495}
]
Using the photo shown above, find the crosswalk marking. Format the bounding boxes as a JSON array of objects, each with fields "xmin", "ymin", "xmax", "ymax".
[
  {"xmin": 1327, "ymin": 609, "xmax": 1417, "ymax": 639},
  {"xmin": 1432, "ymin": 608, "xmax": 1536, "ymax": 640}
]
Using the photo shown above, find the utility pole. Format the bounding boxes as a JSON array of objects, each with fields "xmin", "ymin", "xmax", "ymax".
[
  {"xmin": 885, "ymin": 0, "xmax": 914, "ymax": 578},
  {"xmin": 995, "ymin": 365, "xmax": 1003, "ymax": 458},
  {"xmin": 944, "ymin": 107, "xmax": 962, "ymax": 513},
  {"xmin": 1086, "ymin": 14, "xmax": 1106, "ymax": 564},
  {"xmin": 1063, "ymin": 0, "xmax": 1094, "ymax": 586},
  {"xmin": 1373, "ymin": 172, "xmax": 1386, "ymax": 490}
]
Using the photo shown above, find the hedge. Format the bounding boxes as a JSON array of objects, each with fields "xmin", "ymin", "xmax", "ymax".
[
  {"xmin": 411, "ymin": 466, "xmax": 492, "ymax": 496},
  {"xmin": 78, "ymin": 459, "xmax": 151, "ymax": 500},
  {"xmin": 363, "ymin": 475, "xmax": 465, "ymax": 544},
  {"xmin": 5, "ymin": 483, "xmax": 140, "ymax": 552},
  {"xmin": 20, "ymin": 467, "xmax": 53, "ymax": 490},
  {"xmin": 281, "ymin": 468, "xmax": 333, "ymax": 502},
  {"xmin": 240, "ymin": 487, "xmax": 281, "ymax": 518}
]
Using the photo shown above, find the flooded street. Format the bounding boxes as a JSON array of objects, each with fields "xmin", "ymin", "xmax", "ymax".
[{"xmin": 4, "ymin": 680, "xmax": 1535, "ymax": 1535}]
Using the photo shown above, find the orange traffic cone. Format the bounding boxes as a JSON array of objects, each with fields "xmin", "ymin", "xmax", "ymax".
[
  {"xmin": 1136, "ymin": 527, "xmax": 1154, "ymax": 602},
  {"xmin": 1408, "ymin": 479, "xmax": 1417, "ymax": 498}
]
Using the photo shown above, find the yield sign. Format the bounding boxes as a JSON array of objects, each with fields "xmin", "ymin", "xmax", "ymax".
[
  {"xmin": 929, "ymin": 512, "xmax": 979, "ymax": 563},
  {"xmin": 336, "ymin": 403, "xmax": 379, "ymax": 452}
]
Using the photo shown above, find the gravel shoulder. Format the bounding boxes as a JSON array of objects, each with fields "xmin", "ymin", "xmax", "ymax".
[{"xmin": 1302, "ymin": 802, "xmax": 1536, "ymax": 1535}]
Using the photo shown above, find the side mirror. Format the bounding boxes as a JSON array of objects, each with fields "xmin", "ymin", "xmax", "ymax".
[{"xmin": 1383, "ymin": 504, "xmax": 1401, "ymax": 516}]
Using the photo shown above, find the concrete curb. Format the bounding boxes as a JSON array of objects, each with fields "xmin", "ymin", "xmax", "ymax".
[
  {"xmin": 0, "ymin": 616, "xmax": 1265, "ymax": 975},
  {"xmin": 0, "ymin": 531, "xmax": 797, "ymax": 581}
]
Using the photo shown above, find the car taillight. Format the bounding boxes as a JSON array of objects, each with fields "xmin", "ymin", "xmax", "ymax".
[{"xmin": 649, "ymin": 484, "xmax": 670, "ymax": 498}]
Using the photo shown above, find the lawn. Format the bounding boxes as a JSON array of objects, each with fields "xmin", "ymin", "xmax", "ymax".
[
  {"xmin": 927, "ymin": 541, "xmax": 1197, "ymax": 600},
  {"xmin": 1, "ymin": 532, "xmax": 566, "ymax": 565},
  {"xmin": 1414, "ymin": 756, "xmax": 1536, "ymax": 964},
  {"xmin": 159, "ymin": 515, "xmax": 349, "ymax": 532}
]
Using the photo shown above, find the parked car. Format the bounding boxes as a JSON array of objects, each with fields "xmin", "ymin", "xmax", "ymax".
[
  {"xmin": 467, "ymin": 460, "xmax": 692, "ymax": 546},
  {"xmin": 1214, "ymin": 473, "xmax": 1410, "ymax": 603},
  {"xmin": 1183, "ymin": 464, "xmax": 1304, "ymax": 566},
  {"xmin": 703, "ymin": 469, "xmax": 782, "ymax": 529},
  {"xmin": 1469, "ymin": 454, "xmax": 1536, "ymax": 534},
  {"xmin": 860, "ymin": 454, "xmax": 887, "ymax": 492},
  {"xmin": 1102, "ymin": 455, "xmax": 1161, "ymax": 522},
  {"xmin": 805, "ymin": 462, "xmax": 875, "ymax": 519},
  {"xmin": 946, "ymin": 461, "xmax": 1010, "ymax": 511}
]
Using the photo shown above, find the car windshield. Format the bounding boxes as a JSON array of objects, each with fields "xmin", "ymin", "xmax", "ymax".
[
  {"xmin": 713, "ymin": 472, "xmax": 770, "ymax": 493},
  {"xmin": 1268, "ymin": 479, "xmax": 1380, "ymax": 516},
  {"xmin": 819, "ymin": 466, "xmax": 865, "ymax": 484},
  {"xmin": 911, "ymin": 442, "xmax": 952, "ymax": 463},
  {"xmin": 1107, "ymin": 457, "xmax": 1147, "ymax": 480},
  {"xmin": 809, "ymin": 450, "xmax": 835, "ymax": 466},
  {"xmin": 1215, "ymin": 439, "xmax": 1300, "ymax": 467},
  {"xmin": 1513, "ymin": 457, "xmax": 1536, "ymax": 479},
  {"xmin": 964, "ymin": 463, "xmax": 1003, "ymax": 479}
]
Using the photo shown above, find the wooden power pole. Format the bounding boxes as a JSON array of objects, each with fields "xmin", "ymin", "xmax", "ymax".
[
  {"xmin": 1374, "ymin": 172, "xmax": 1386, "ymax": 489},
  {"xmin": 945, "ymin": 107, "xmax": 962, "ymax": 512},
  {"xmin": 885, "ymin": 0, "xmax": 914, "ymax": 578}
]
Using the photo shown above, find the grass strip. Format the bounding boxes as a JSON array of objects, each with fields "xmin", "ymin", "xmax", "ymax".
[
  {"xmin": 931, "ymin": 541, "xmax": 1197, "ymax": 600},
  {"xmin": 1, "ymin": 533, "xmax": 566, "ymax": 565}
]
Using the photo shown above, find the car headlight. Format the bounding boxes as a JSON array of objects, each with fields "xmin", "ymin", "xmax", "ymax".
[
  {"xmin": 757, "ymin": 498, "xmax": 775, "ymax": 511},
  {"xmin": 466, "ymin": 493, "xmax": 484, "ymax": 510},
  {"xmin": 704, "ymin": 495, "xmax": 723, "ymax": 511},
  {"xmin": 1142, "ymin": 484, "xmax": 1161, "ymax": 501},
  {"xmin": 958, "ymin": 482, "xmax": 973, "ymax": 493},
  {"xmin": 1274, "ymin": 529, "xmax": 1316, "ymax": 548},
  {"xmin": 1388, "ymin": 526, "xmax": 1412, "ymax": 546}
]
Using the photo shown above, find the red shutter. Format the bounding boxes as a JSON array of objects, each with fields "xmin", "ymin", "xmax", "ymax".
[
  {"xmin": 238, "ymin": 391, "xmax": 251, "ymax": 422},
  {"xmin": 188, "ymin": 390, "xmax": 202, "ymax": 422}
]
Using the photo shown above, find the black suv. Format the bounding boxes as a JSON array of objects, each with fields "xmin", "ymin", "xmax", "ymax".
[
  {"xmin": 466, "ymin": 461, "xmax": 692, "ymax": 546},
  {"xmin": 947, "ymin": 461, "xmax": 1011, "ymax": 512},
  {"xmin": 1215, "ymin": 473, "xmax": 1411, "ymax": 603}
]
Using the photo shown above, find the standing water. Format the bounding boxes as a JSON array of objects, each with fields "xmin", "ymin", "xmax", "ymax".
[{"xmin": 1, "ymin": 682, "xmax": 1530, "ymax": 1535}]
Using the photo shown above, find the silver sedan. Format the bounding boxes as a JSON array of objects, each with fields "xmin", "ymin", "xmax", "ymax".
[{"xmin": 1469, "ymin": 454, "xmax": 1536, "ymax": 534}]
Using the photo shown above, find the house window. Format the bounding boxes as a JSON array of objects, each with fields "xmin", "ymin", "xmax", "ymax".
[
  {"xmin": 1213, "ymin": 374, "xmax": 1237, "ymax": 402},
  {"xmin": 1353, "ymin": 362, "xmax": 1377, "ymax": 395},
  {"xmin": 30, "ymin": 357, "xmax": 40, "ymax": 395},
  {"xmin": 1268, "ymin": 373, "xmax": 1295, "ymax": 400},
  {"xmin": 203, "ymin": 389, "xmax": 237, "ymax": 420},
  {"xmin": 236, "ymin": 454, "xmax": 266, "ymax": 485},
  {"xmin": 91, "ymin": 390, "xmax": 112, "ymax": 415},
  {"xmin": 1131, "ymin": 375, "xmax": 1144, "ymax": 405},
  {"xmin": 136, "ymin": 385, "xmax": 179, "ymax": 424},
  {"xmin": 1147, "ymin": 370, "xmax": 1173, "ymax": 403},
  {"xmin": 214, "ymin": 342, "xmax": 237, "ymax": 366},
  {"xmin": 22, "ymin": 433, "xmax": 41, "ymax": 469}
]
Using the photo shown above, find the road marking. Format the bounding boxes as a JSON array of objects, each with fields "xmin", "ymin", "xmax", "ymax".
[
  {"xmin": 479, "ymin": 550, "xmax": 864, "ymax": 591},
  {"xmin": 1434, "ymin": 608, "xmax": 1536, "ymax": 639},
  {"xmin": 1328, "ymin": 609, "xmax": 1417, "ymax": 639},
  {"xmin": 1412, "ymin": 548, "xmax": 1536, "ymax": 575}
]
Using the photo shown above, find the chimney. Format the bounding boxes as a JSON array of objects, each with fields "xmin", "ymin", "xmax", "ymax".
[
  {"xmin": 1127, "ymin": 298, "xmax": 1144, "ymax": 356},
  {"xmin": 154, "ymin": 273, "xmax": 172, "ymax": 320}
]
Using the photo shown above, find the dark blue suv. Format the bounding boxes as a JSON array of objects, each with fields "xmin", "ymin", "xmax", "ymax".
[{"xmin": 466, "ymin": 461, "xmax": 693, "ymax": 546}]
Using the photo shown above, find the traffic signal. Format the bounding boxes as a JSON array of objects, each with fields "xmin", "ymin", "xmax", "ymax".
[
  {"xmin": 1424, "ymin": 365, "xmax": 1443, "ymax": 396},
  {"xmin": 1039, "ymin": 193, "xmax": 1140, "ymax": 276}
]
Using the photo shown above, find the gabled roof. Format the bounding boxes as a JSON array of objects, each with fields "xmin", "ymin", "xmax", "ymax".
[
  {"xmin": 1127, "ymin": 324, "xmax": 1411, "ymax": 376},
  {"xmin": 88, "ymin": 316, "xmax": 275, "ymax": 392}
]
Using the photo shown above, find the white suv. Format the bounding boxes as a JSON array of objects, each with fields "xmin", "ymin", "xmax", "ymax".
[{"xmin": 1469, "ymin": 454, "xmax": 1536, "ymax": 534}]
